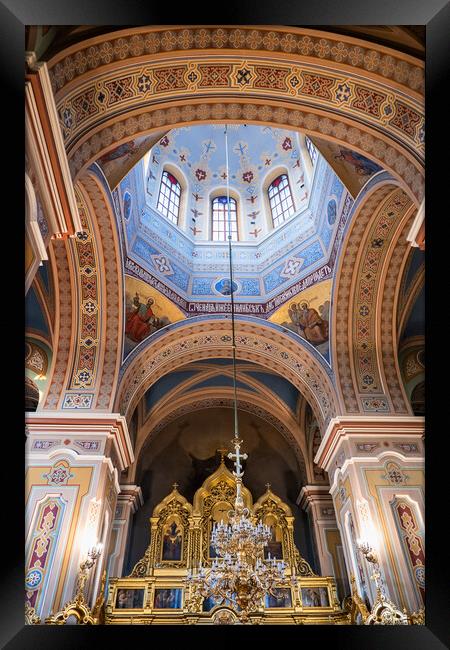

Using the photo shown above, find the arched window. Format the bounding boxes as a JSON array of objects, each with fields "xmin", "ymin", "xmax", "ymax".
[
  {"xmin": 268, "ymin": 174, "xmax": 295, "ymax": 227},
  {"xmin": 212, "ymin": 196, "xmax": 238, "ymax": 242},
  {"xmin": 157, "ymin": 171, "xmax": 181, "ymax": 225},
  {"xmin": 305, "ymin": 137, "xmax": 318, "ymax": 165}
]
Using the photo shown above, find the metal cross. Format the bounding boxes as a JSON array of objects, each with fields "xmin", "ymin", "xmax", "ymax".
[
  {"xmin": 265, "ymin": 482, "xmax": 271, "ymax": 491},
  {"xmin": 228, "ymin": 439, "xmax": 247, "ymax": 478},
  {"xmin": 172, "ymin": 482, "xmax": 179, "ymax": 490}
]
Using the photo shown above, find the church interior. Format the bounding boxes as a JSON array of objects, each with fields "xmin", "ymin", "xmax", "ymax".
[{"xmin": 25, "ymin": 25, "xmax": 425, "ymax": 626}]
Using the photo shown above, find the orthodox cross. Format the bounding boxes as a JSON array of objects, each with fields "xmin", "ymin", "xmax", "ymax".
[
  {"xmin": 190, "ymin": 226, "xmax": 202, "ymax": 235},
  {"xmin": 249, "ymin": 228, "xmax": 261, "ymax": 238},
  {"xmin": 246, "ymin": 195, "xmax": 258, "ymax": 204},
  {"xmin": 296, "ymin": 174, "xmax": 305, "ymax": 184},
  {"xmin": 192, "ymin": 192, "xmax": 203, "ymax": 202},
  {"xmin": 292, "ymin": 158, "xmax": 301, "ymax": 168},
  {"xmin": 247, "ymin": 210, "xmax": 260, "ymax": 220},
  {"xmin": 191, "ymin": 208, "xmax": 203, "ymax": 220},
  {"xmin": 228, "ymin": 438, "xmax": 248, "ymax": 478},
  {"xmin": 152, "ymin": 155, "xmax": 159, "ymax": 165},
  {"xmin": 148, "ymin": 170, "xmax": 156, "ymax": 180}
]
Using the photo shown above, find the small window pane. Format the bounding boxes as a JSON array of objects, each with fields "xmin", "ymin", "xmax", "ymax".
[
  {"xmin": 268, "ymin": 174, "xmax": 295, "ymax": 228},
  {"xmin": 212, "ymin": 196, "xmax": 238, "ymax": 241},
  {"xmin": 157, "ymin": 171, "xmax": 182, "ymax": 225}
]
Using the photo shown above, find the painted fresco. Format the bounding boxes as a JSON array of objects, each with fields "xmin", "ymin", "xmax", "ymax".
[
  {"xmin": 97, "ymin": 132, "xmax": 165, "ymax": 190},
  {"xmin": 309, "ymin": 137, "xmax": 382, "ymax": 198},
  {"xmin": 124, "ymin": 276, "xmax": 185, "ymax": 357},
  {"xmin": 269, "ymin": 279, "xmax": 332, "ymax": 362}
]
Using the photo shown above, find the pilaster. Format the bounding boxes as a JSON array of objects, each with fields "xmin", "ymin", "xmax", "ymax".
[
  {"xmin": 314, "ymin": 416, "xmax": 425, "ymax": 613},
  {"xmin": 298, "ymin": 484, "xmax": 349, "ymax": 602},
  {"xmin": 108, "ymin": 485, "xmax": 143, "ymax": 579},
  {"xmin": 25, "ymin": 412, "xmax": 134, "ymax": 618}
]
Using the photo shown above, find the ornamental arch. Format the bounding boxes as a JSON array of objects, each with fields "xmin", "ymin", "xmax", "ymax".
[
  {"xmin": 46, "ymin": 26, "xmax": 424, "ymax": 204},
  {"xmin": 114, "ymin": 317, "xmax": 339, "ymax": 435},
  {"xmin": 38, "ymin": 26, "xmax": 424, "ymax": 419},
  {"xmin": 331, "ymin": 179, "xmax": 417, "ymax": 415}
]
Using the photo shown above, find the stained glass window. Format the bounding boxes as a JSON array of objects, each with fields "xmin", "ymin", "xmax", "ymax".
[
  {"xmin": 268, "ymin": 174, "xmax": 295, "ymax": 228},
  {"xmin": 157, "ymin": 171, "xmax": 181, "ymax": 225},
  {"xmin": 212, "ymin": 196, "xmax": 238, "ymax": 242}
]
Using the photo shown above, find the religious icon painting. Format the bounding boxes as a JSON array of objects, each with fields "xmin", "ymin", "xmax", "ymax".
[
  {"xmin": 115, "ymin": 588, "xmax": 145, "ymax": 609},
  {"xmin": 265, "ymin": 588, "xmax": 292, "ymax": 608},
  {"xmin": 123, "ymin": 190, "xmax": 132, "ymax": 220},
  {"xmin": 214, "ymin": 277, "xmax": 238, "ymax": 296},
  {"xmin": 161, "ymin": 517, "xmax": 183, "ymax": 562},
  {"xmin": 153, "ymin": 588, "xmax": 183, "ymax": 609},
  {"xmin": 301, "ymin": 586, "xmax": 330, "ymax": 607},
  {"xmin": 327, "ymin": 198, "xmax": 337, "ymax": 226}
]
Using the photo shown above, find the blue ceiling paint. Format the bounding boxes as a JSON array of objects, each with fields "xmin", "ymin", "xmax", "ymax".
[
  {"xmin": 246, "ymin": 371, "xmax": 299, "ymax": 413},
  {"xmin": 404, "ymin": 248, "xmax": 425, "ymax": 293},
  {"xmin": 25, "ymin": 286, "xmax": 49, "ymax": 337},
  {"xmin": 144, "ymin": 370, "xmax": 198, "ymax": 412},
  {"xmin": 38, "ymin": 261, "xmax": 50, "ymax": 293},
  {"xmin": 189, "ymin": 375, "xmax": 255, "ymax": 392},
  {"xmin": 403, "ymin": 285, "xmax": 425, "ymax": 339}
]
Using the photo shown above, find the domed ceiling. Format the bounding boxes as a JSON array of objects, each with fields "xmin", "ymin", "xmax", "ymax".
[
  {"xmin": 144, "ymin": 124, "xmax": 309, "ymax": 241},
  {"xmin": 107, "ymin": 123, "xmax": 388, "ymax": 369}
]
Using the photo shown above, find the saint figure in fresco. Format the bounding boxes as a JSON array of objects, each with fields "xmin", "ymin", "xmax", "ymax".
[
  {"xmin": 297, "ymin": 301, "xmax": 329, "ymax": 346},
  {"xmin": 162, "ymin": 521, "xmax": 182, "ymax": 561},
  {"xmin": 334, "ymin": 148, "xmax": 381, "ymax": 176},
  {"xmin": 125, "ymin": 293, "xmax": 161, "ymax": 343},
  {"xmin": 288, "ymin": 302, "xmax": 301, "ymax": 330}
]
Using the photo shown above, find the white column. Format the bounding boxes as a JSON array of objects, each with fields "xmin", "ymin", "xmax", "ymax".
[
  {"xmin": 315, "ymin": 416, "xmax": 425, "ymax": 613},
  {"xmin": 107, "ymin": 485, "xmax": 143, "ymax": 578},
  {"xmin": 25, "ymin": 412, "xmax": 134, "ymax": 619}
]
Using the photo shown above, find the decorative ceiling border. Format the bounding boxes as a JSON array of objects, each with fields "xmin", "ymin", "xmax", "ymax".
[
  {"xmin": 78, "ymin": 173, "xmax": 124, "ymax": 410},
  {"xmin": 47, "ymin": 27, "xmax": 424, "ymax": 98},
  {"xmin": 332, "ymin": 184, "xmax": 394, "ymax": 413},
  {"xmin": 56, "ymin": 56, "xmax": 423, "ymax": 162},
  {"xmin": 332, "ymin": 183, "xmax": 415, "ymax": 415}
]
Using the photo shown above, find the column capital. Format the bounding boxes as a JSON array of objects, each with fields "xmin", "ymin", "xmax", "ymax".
[
  {"xmin": 25, "ymin": 411, "xmax": 134, "ymax": 472},
  {"xmin": 297, "ymin": 484, "xmax": 332, "ymax": 509},
  {"xmin": 314, "ymin": 415, "xmax": 424, "ymax": 474},
  {"xmin": 117, "ymin": 484, "xmax": 144, "ymax": 513}
]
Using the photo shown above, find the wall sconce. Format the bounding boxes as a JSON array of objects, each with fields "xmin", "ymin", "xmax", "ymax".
[{"xmin": 75, "ymin": 542, "xmax": 103, "ymax": 599}]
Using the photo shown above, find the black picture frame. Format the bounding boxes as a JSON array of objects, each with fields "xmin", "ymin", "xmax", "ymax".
[{"xmin": 6, "ymin": 0, "xmax": 449, "ymax": 646}]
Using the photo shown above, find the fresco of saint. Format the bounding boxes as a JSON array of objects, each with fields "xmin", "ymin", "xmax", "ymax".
[
  {"xmin": 125, "ymin": 293, "xmax": 161, "ymax": 343},
  {"xmin": 288, "ymin": 301, "xmax": 329, "ymax": 346}
]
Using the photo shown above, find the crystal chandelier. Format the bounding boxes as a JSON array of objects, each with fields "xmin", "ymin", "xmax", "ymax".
[{"xmin": 185, "ymin": 126, "xmax": 288, "ymax": 622}]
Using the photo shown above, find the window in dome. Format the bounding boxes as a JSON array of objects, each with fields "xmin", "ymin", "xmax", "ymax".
[
  {"xmin": 305, "ymin": 137, "xmax": 318, "ymax": 165},
  {"xmin": 268, "ymin": 174, "xmax": 295, "ymax": 228},
  {"xmin": 212, "ymin": 196, "xmax": 238, "ymax": 242},
  {"xmin": 157, "ymin": 171, "xmax": 181, "ymax": 225}
]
